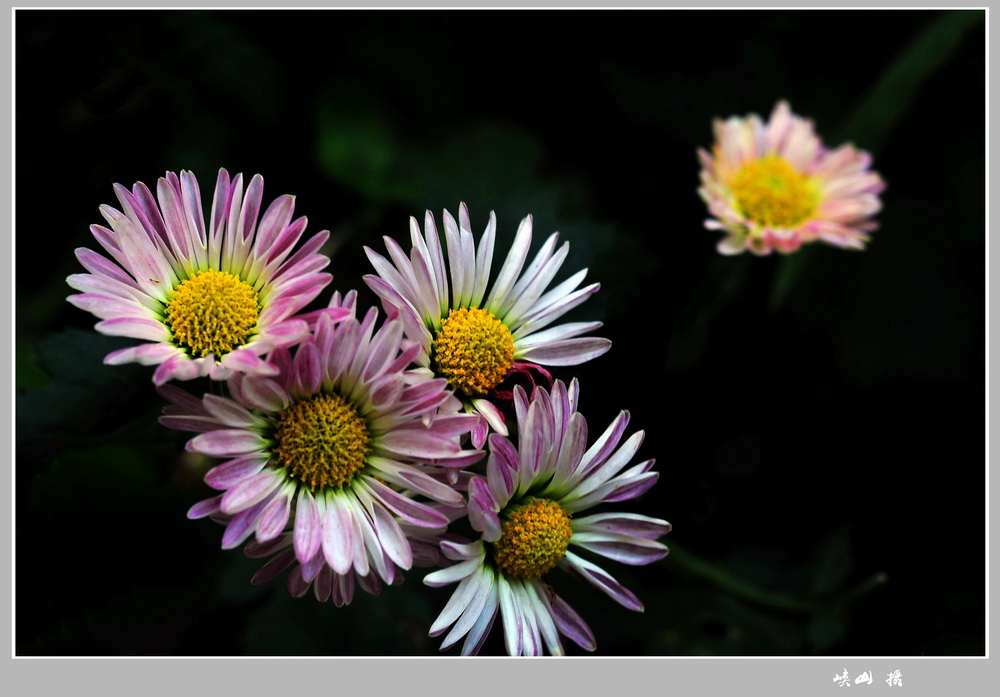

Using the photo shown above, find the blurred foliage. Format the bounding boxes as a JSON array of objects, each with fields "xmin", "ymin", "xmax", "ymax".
[{"xmin": 14, "ymin": 9, "xmax": 984, "ymax": 656}]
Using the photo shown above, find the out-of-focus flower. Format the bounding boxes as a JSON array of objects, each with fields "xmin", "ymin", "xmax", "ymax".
[
  {"xmin": 423, "ymin": 379, "xmax": 670, "ymax": 655},
  {"xmin": 161, "ymin": 292, "xmax": 484, "ymax": 600},
  {"xmin": 364, "ymin": 204, "xmax": 610, "ymax": 446},
  {"xmin": 67, "ymin": 169, "xmax": 333, "ymax": 384},
  {"xmin": 698, "ymin": 101, "xmax": 885, "ymax": 255}
]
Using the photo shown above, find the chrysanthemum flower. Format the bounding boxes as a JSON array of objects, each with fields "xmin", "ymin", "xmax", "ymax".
[
  {"xmin": 364, "ymin": 204, "xmax": 610, "ymax": 445},
  {"xmin": 698, "ymin": 101, "xmax": 885, "ymax": 255},
  {"xmin": 67, "ymin": 169, "xmax": 334, "ymax": 384},
  {"xmin": 162, "ymin": 293, "xmax": 485, "ymax": 595},
  {"xmin": 423, "ymin": 379, "xmax": 670, "ymax": 655}
]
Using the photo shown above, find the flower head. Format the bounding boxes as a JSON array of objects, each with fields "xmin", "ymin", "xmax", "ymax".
[
  {"xmin": 364, "ymin": 204, "xmax": 611, "ymax": 445},
  {"xmin": 163, "ymin": 292, "xmax": 485, "ymax": 597},
  {"xmin": 698, "ymin": 101, "xmax": 885, "ymax": 255},
  {"xmin": 423, "ymin": 379, "xmax": 670, "ymax": 655},
  {"xmin": 67, "ymin": 169, "xmax": 333, "ymax": 384}
]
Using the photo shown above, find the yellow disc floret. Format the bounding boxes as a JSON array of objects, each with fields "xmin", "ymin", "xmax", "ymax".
[
  {"xmin": 165, "ymin": 269, "xmax": 260, "ymax": 358},
  {"xmin": 432, "ymin": 307, "xmax": 515, "ymax": 396},
  {"xmin": 729, "ymin": 152, "xmax": 820, "ymax": 228},
  {"xmin": 492, "ymin": 497, "xmax": 573, "ymax": 579},
  {"xmin": 272, "ymin": 393, "xmax": 372, "ymax": 491}
]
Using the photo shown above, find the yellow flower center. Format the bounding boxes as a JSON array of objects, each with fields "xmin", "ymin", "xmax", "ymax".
[
  {"xmin": 492, "ymin": 497, "xmax": 573, "ymax": 579},
  {"xmin": 272, "ymin": 393, "xmax": 372, "ymax": 491},
  {"xmin": 432, "ymin": 307, "xmax": 515, "ymax": 397},
  {"xmin": 729, "ymin": 153, "xmax": 820, "ymax": 228},
  {"xmin": 165, "ymin": 269, "xmax": 260, "ymax": 358}
]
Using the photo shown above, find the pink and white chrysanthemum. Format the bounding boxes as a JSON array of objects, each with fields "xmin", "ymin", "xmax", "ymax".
[
  {"xmin": 364, "ymin": 204, "xmax": 611, "ymax": 446},
  {"xmin": 67, "ymin": 169, "xmax": 333, "ymax": 384},
  {"xmin": 698, "ymin": 101, "xmax": 885, "ymax": 256},
  {"xmin": 423, "ymin": 379, "xmax": 670, "ymax": 656},
  {"xmin": 162, "ymin": 293, "xmax": 484, "ymax": 597}
]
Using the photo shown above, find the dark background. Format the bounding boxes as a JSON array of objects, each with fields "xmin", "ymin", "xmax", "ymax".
[{"xmin": 15, "ymin": 9, "xmax": 985, "ymax": 656}]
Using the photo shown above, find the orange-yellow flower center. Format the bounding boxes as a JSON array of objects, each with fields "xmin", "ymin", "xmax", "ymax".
[
  {"xmin": 432, "ymin": 307, "xmax": 515, "ymax": 397},
  {"xmin": 492, "ymin": 497, "xmax": 573, "ymax": 579},
  {"xmin": 165, "ymin": 269, "xmax": 260, "ymax": 358},
  {"xmin": 730, "ymin": 153, "xmax": 820, "ymax": 228},
  {"xmin": 272, "ymin": 393, "xmax": 372, "ymax": 491}
]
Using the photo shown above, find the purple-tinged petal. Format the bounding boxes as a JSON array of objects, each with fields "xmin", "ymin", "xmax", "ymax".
[
  {"xmin": 471, "ymin": 415, "xmax": 489, "ymax": 450},
  {"xmin": 256, "ymin": 489, "xmax": 292, "ymax": 542},
  {"xmin": 368, "ymin": 373, "xmax": 405, "ymax": 411},
  {"xmin": 158, "ymin": 382, "xmax": 208, "ymax": 415},
  {"xmin": 569, "ymin": 532, "xmax": 669, "ymax": 565},
  {"xmin": 600, "ymin": 471, "xmax": 660, "ymax": 503},
  {"xmin": 220, "ymin": 349, "xmax": 280, "ymax": 376},
  {"xmin": 430, "ymin": 566, "xmax": 488, "ymax": 642},
  {"xmin": 66, "ymin": 293, "xmax": 149, "ymax": 321},
  {"xmin": 320, "ymin": 494, "xmax": 355, "ymax": 575},
  {"xmin": 578, "ymin": 410, "xmax": 630, "ymax": 476},
  {"xmin": 496, "ymin": 573, "xmax": 523, "ymax": 657},
  {"xmin": 372, "ymin": 504, "xmax": 413, "ymax": 570},
  {"xmin": 362, "ymin": 478, "xmax": 450, "ymax": 528},
  {"xmin": 244, "ymin": 534, "xmax": 291, "ymax": 559},
  {"xmin": 461, "ymin": 584, "xmax": 499, "ymax": 656},
  {"xmin": 187, "ymin": 494, "xmax": 223, "ymax": 519},
  {"xmin": 572, "ymin": 512, "xmax": 671, "ymax": 540},
  {"xmin": 221, "ymin": 498, "xmax": 270, "ymax": 549},
  {"xmin": 441, "ymin": 565, "xmax": 496, "ymax": 650},
  {"xmin": 105, "ymin": 342, "xmax": 181, "ymax": 367},
  {"xmin": 203, "ymin": 454, "xmax": 270, "ymax": 490},
  {"xmin": 363, "ymin": 320, "xmax": 404, "ymax": 382},
  {"xmin": 471, "ymin": 399, "xmax": 507, "ymax": 437},
  {"xmin": 517, "ymin": 337, "xmax": 612, "ymax": 366},
  {"xmin": 293, "ymin": 491, "xmax": 322, "ymax": 563},
  {"xmin": 377, "ymin": 430, "xmax": 462, "ymax": 461},
  {"xmin": 239, "ymin": 376, "xmax": 290, "ymax": 413},
  {"xmin": 486, "ymin": 434, "xmax": 518, "ymax": 505},
  {"xmin": 485, "ymin": 213, "xmax": 533, "ymax": 311},
  {"xmin": 202, "ymin": 394, "xmax": 259, "ymax": 428},
  {"xmin": 251, "ymin": 547, "xmax": 296, "ymax": 585},
  {"xmin": 331, "ymin": 571, "xmax": 356, "ymax": 607},
  {"xmin": 439, "ymin": 538, "xmax": 484, "ymax": 561},
  {"xmin": 221, "ymin": 470, "xmax": 283, "ymax": 514},
  {"xmin": 559, "ymin": 551, "xmax": 644, "ymax": 612},
  {"xmin": 94, "ymin": 316, "xmax": 170, "ymax": 342},
  {"xmin": 467, "ymin": 475, "xmax": 501, "ymax": 542},
  {"xmin": 549, "ymin": 593, "xmax": 596, "ymax": 651},
  {"xmin": 300, "ymin": 552, "xmax": 325, "ymax": 583},
  {"xmin": 287, "ymin": 566, "xmax": 310, "ymax": 598},
  {"xmin": 291, "ymin": 342, "xmax": 323, "ymax": 398},
  {"xmin": 190, "ymin": 429, "xmax": 266, "ymax": 458},
  {"xmin": 313, "ymin": 564, "xmax": 333, "ymax": 602},
  {"xmin": 159, "ymin": 414, "xmax": 219, "ymax": 433},
  {"xmin": 366, "ymin": 457, "xmax": 465, "ymax": 507},
  {"xmin": 260, "ymin": 318, "xmax": 310, "ymax": 349}
]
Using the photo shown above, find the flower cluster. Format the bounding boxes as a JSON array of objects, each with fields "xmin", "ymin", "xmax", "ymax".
[
  {"xmin": 68, "ymin": 168, "xmax": 669, "ymax": 655},
  {"xmin": 66, "ymin": 103, "xmax": 881, "ymax": 655}
]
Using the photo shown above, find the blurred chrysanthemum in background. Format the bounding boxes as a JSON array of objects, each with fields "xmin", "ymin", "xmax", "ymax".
[
  {"xmin": 364, "ymin": 203, "xmax": 611, "ymax": 446},
  {"xmin": 160, "ymin": 292, "xmax": 484, "ymax": 601},
  {"xmin": 66, "ymin": 169, "xmax": 333, "ymax": 384},
  {"xmin": 698, "ymin": 101, "xmax": 885, "ymax": 255},
  {"xmin": 423, "ymin": 379, "xmax": 670, "ymax": 655}
]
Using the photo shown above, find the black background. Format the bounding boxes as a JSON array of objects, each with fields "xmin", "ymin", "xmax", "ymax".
[{"xmin": 15, "ymin": 9, "xmax": 985, "ymax": 656}]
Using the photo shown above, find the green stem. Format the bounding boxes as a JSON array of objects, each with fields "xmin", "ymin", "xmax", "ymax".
[
  {"xmin": 664, "ymin": 542, "xmax": 815, "ymax": 613},
  {"xmin": 663, "ymin": 543, "xmax": 889, "ymax": 615},
  {"xmin": 767, "ymin": 251, "xmax": 808, "ymax": 314}
]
